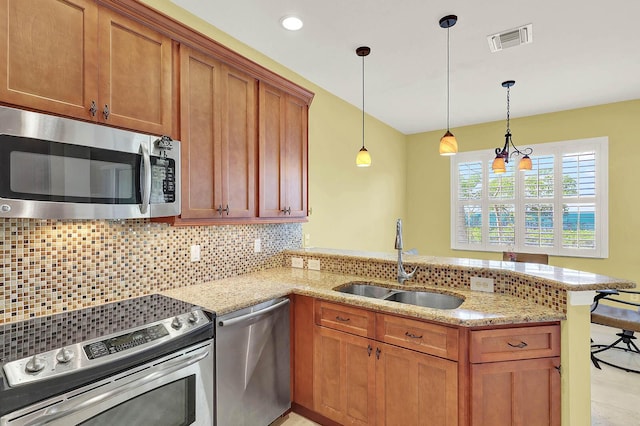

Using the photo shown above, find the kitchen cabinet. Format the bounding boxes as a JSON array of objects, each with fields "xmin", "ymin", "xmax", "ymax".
[
  {"xmin": 293, "ymin": 297, "xmax": 561, "ymax": 426},
  {"xmin": 469, "ymin": 326, "xmax": 561, "ymax": 426},
  {"xmin": 0, "ymin": 0, "xmax": 172, "ymax": 135},
  {"xmin": 259, "ymin": 82, "xmax": 308, "ymax": 218},
  {"xmin": 178, "ymin": 45, "xmax": 256, "ymax": 220},
  {"xmin": 312, "ymin": 300, "xmax": 458, "ymax": 426}
]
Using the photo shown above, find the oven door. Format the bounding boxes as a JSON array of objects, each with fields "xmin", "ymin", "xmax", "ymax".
[{"xmin": 0, "ymin": 341, "xmax": 214, "ymax": 426}]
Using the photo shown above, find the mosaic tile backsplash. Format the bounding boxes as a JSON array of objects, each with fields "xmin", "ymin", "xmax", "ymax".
[{"xmin": 0, "ymin": 219, "xmax": 302, "ymax": 324}]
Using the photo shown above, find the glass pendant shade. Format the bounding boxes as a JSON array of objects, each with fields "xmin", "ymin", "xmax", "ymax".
[
  {"xmin": 356, "ymin": 147, "xmax": 372, "ymax": 167},
  {"xmin": 492, "ymin": 156, "xmax": 506, "ymax": 174},
  {"xmin": 439, "ymin": 130, "xmax": 458, "ymax": 156},
  {"xmin": 518, "ymin": 155, "xmax": 532, "ymax": 171}
]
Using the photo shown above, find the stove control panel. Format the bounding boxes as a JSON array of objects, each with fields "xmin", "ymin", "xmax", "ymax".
[{"xmin": 2, "ymin": 308, "xmax": 210, "ymax": 387}]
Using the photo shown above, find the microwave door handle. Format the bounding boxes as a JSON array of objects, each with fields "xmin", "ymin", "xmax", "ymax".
[{"xmin": 140, "ymin": 144, "xmax": 151, "ymax": 214}]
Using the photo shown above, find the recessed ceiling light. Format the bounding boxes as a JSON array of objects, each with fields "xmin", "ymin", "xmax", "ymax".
[{"xmin": 281, "ymin": 16, "xmax": 303, "ymax": 31}]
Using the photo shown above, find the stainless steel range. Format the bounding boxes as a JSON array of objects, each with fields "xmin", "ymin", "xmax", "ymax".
[{"xmin": 0, "ymin": 294, "xmax": 215, "ymax": 426}]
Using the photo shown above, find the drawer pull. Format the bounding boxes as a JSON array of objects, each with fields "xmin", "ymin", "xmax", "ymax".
[
  {"xmin": 507, "ymin": 341, "xmax": 528, "ymax": 349},
  {"xmin": 335, "ymin": 316, "xmax": 350, "ymax": 322},
  {"xmin": 405, "ymin": 332, "xmax": 423, "ymax": 339}
]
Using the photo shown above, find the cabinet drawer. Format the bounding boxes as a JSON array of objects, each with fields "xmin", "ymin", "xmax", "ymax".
[
  {"xmin": 375, "ymin": 313, "xmax": 459, "ymax": 360},
  {"xmin": 470, "ymin": 325, "xmax": 560, "ymax": 363},
  {"xmin": 314, "ymin": 301, "xmax": 375, "ymax": 337}
]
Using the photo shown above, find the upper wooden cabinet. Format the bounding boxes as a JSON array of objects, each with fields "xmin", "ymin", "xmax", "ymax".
[
  {"xmin": 0, "ymin": 0, "xmax": 173, "ymax": 135},
  {"xmin": 179, "ymin": 45, "xmax": 256, "ymax": 220},
  {"xmin": 259, "ymin": 82, "xmax": 308, "ymax": 219}
]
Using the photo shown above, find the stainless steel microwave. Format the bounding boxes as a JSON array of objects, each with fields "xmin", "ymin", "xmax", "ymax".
[{"xmin": 0, "ymin": 106, "xmax": 180, "ymax": 219}]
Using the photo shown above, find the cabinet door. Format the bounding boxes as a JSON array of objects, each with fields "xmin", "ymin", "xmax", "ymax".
[
  {"xmin": 258, "ymin": 82, "xmax": 308, "ymax": 218},
  {"xmin": 376, "ymin": 342, "xmax": 458, "ymax": 426},
  {"xmin": 313, "ymin": 326, "xmax": 376, "ymax": 425},
  {"xmin": 470, "ymin": 357, "xmax": 561, "ymax": 426},
  {"xmin": 97, "ymin": 6, "xmax": 172, "ymax": 135},
  {"xmin": 259, "ymin": 83, "xmax": 285, "ymax": 217},
  {"xmin": 220, "ymin": 64, "xmax": 256, "ymax": 218},
  {"xmin": 179, "ymin": 45, "xmax": 222, "ymax": 219},
  {"xmin": 0, "ymin": 0, "xmax": 98, "ymax": 119},
  {"xmin": 283, "ymin": 94, "xmax": 308, "ymax": 217}
]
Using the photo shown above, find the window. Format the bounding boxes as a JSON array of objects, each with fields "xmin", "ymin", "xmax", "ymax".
[{"xmin": 450, "ymin": 137, "xmax": 608, "ymax": 258}]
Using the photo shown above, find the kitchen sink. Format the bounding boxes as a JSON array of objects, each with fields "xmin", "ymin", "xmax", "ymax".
[
  {"xmin": 335, "ymin": 282, "xmax": 464, "ymax": 310},
  {"xmin": 337, "ymin": 283, "xmax": 395, "ymax": 298},
  {"xmin": 383, "ymin": 291, "xmax": 464, "ymax": 309}
]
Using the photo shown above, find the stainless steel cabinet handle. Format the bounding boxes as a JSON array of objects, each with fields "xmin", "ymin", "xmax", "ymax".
[
  {"xmin": 507, "ymin": 341, "xmax": 528, "ymax": 349},
  {"xmin": 405, "ymin": 331, "xmax": 423, "ymax": 339},
  {"xmin": 103, "ymin": 104, "xmax": 110, "ymax": 120},
  {"xmin": 218, "ymin": 299, "xmax": 289, "ymax": 327},
  {"xmin": 367, "ymin": 345, "xmax": 372, "ymax": 357},
  {"xmin": 89, "ymin": 100, "xmax": 97, "ymax": 117},
  {"xmin": 281, "ymin": 207, "xmax": 291, "ymax": 215},
  {"xmin": 223, "ymin": 204, "xmax": 229, "ymax": 215},
  {"xmin": 335, "ymin": 316, "xmax": 350, "ymax": 322},
  {"xmin": 376, "ymin": 347, "xmax": 381, "ymax": 360}
]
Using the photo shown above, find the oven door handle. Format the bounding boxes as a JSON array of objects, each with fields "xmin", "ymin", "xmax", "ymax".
[
  {"xmin": 139, "ymin": 143, "xmax": 151, "ymax": 215},
  {"xmin": 24, "ymin": 349, "xmax": 209, "ymax": 426}
]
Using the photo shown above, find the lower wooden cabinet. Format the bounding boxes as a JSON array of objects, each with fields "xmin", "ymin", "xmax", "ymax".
[
  {"xmin": 293, "ymin": 297, "xmax": 561, "ymax": 426},
  {"xmin": 312, "ymin": 320, "xmax": 457, "ymax": 426},
  {"xmin": 313, "ymin": 326, "xmax": 376, "ymax": 425},
  {"xmin": 376, "ymin": 342, "xmax": 458, "ymax": 426},
  {"xmin": 470, "ymin": 357, "xmax": 561, "ymax": 426}
]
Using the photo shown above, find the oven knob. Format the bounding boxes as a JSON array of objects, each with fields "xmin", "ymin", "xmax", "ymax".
[
  {"xmin": 25, "ymin": 355, "xmax": 46, "ymax": 373},
  {"xmin": 171, "ymin": 316, "xmax": 183, "ymax": 329},
  {"xmin": 56, "ymin": 347, "xmax": 74, "ymax": 364},
  {"xmin": 188, "ymin": 312, "xmax": 198, "ymax": 324}
]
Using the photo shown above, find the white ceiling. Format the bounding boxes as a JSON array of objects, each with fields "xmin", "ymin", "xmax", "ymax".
[{"xmin": 170, "ymin": 0, "xmax": 640, "ymax": 135}]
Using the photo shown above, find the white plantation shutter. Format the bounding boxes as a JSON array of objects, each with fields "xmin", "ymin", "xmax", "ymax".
[{"xmin": 450, "ymin": 137, "xmax": 608, "ymax": 258}]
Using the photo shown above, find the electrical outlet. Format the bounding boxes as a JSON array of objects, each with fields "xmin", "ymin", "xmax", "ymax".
[
  {"xmin": 304, "ymin": 233, "xmax": 311, "ymax": 247},
  {"xmin": 254, "ymin": 238, "xmax": 261, "ymax": 253},
  {"xmin": 291, "ymin": 257, "xmax": 304, "ymax": 268},
  {"xmin": 308, "ymin": 259, "xmax": 320, "ymax": 271},
  {"xmin": 190, "ymin": 245, "xmax": 201, "ymax": 262},
  {"xmin": 471, "ymin": 277, "xmax": 494, "ymax": 293}
]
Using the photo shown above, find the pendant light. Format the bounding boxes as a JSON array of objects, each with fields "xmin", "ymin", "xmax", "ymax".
[
  {"xmin": 439, "ymin": 15, "xmax": 458, "ymax": 156},
  {"xmin": 355, "ymin": 46, "xmax": 372, "ymax": 167},
  {"xmin": 491, "ymin": 80, "xmax": 533, "ymax": 174}
]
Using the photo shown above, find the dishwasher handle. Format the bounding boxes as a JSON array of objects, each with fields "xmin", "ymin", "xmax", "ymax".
[{"xmin": 218, "ymin": 298, "xmax": 289, "ymax": 327}]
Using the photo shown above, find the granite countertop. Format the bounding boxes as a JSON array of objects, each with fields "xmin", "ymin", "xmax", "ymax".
[
  {"xmin": 161, "ymin": 267, "xmax": 567, "ymax": 327},
  {"xmin": 289, "ymin": 248, "xmax": 637, "ymax": 291}
]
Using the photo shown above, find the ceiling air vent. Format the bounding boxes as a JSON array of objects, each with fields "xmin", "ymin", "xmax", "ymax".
[{"xmin": 487, "ymin": 24, "xmax": 533, "ymax": 52}]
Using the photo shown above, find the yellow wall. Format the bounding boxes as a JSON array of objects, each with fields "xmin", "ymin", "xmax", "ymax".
[
  {"xmin": 406, "ymin": 99, "xmax": 640, "ymax": 286},
  {"xmin": 141, "ymin": 0, "xmax": 407, "ymax": 253}
]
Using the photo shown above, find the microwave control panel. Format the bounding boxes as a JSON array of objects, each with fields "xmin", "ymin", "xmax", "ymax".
[{"xmin": 150, "ymin": 157, "xmax": 176, "ymax": 203}]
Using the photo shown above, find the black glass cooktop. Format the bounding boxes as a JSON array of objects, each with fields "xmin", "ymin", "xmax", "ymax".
[{"xmin": 0, "ymin": 294, "xmax": 205, "ymax": 364}]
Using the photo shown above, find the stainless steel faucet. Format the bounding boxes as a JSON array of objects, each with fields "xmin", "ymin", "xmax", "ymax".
[{"xmin": 395, "ymin": 218, "xmax": 417, "ymax": 283}]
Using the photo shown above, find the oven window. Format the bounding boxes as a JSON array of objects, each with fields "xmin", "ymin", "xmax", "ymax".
[{"xmin": 79, "ymin": 375, "xmax": 196, "ymax": 426}]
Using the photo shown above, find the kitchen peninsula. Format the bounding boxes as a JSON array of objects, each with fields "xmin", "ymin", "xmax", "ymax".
[{"xmin": 163, "ymin": 248, "xmax": 635, "ymax": 426}]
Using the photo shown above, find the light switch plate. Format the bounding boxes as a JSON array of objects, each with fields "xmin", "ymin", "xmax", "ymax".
[
  {"xmin": 291, "ymin": 257, "xmax": 304, "ymax": 268},
  {"xmin": 190, "ymin": 245, "xmax": 201, "ymax": 262},
  {"xmin": 471, "ymin": 277, "xmax": 494, "ymax": 293},
  {"xmin": 308, "ymin": 259, "xmax": 320, "ymax": 271},
  {"xmin": 254, "ymin": 238, "xmax": 261, "ymax": 253}
]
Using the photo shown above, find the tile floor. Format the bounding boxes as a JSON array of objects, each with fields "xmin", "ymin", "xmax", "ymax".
[{"xmin": 279, "ymin": 323, "xmax": 640, "ymax": 426}]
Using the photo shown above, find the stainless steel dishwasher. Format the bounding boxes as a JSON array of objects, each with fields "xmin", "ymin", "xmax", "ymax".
[{"xmin": 215, "ymin": 297, "xmax": 290, "ymax": 426}]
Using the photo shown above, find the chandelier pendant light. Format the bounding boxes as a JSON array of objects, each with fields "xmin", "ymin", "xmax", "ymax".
[
  {"xmin": 355, "ymin": 46, "xmax": 372, "ymax": 167},
  {"xmin": 491, "ymin": 80, "xmax": 533, "ymax": 174},
  {"xmin": 439, "ymin": 15, "xmax": 458, "ymax": 156}
]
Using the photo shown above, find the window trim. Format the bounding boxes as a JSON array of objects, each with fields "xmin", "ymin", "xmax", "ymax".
[{"xmin": 450, "ymin": 137, "xmax": 608, "ymax": 258}]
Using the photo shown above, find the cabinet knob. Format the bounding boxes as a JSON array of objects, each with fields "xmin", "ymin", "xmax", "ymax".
[
  {"xmin": 89, "ymin": 100, "xmax": 97, "ymax": 117},
  {"xmin": 103, "ymin": 104, "xmax": 110, "ymax": 120}
]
